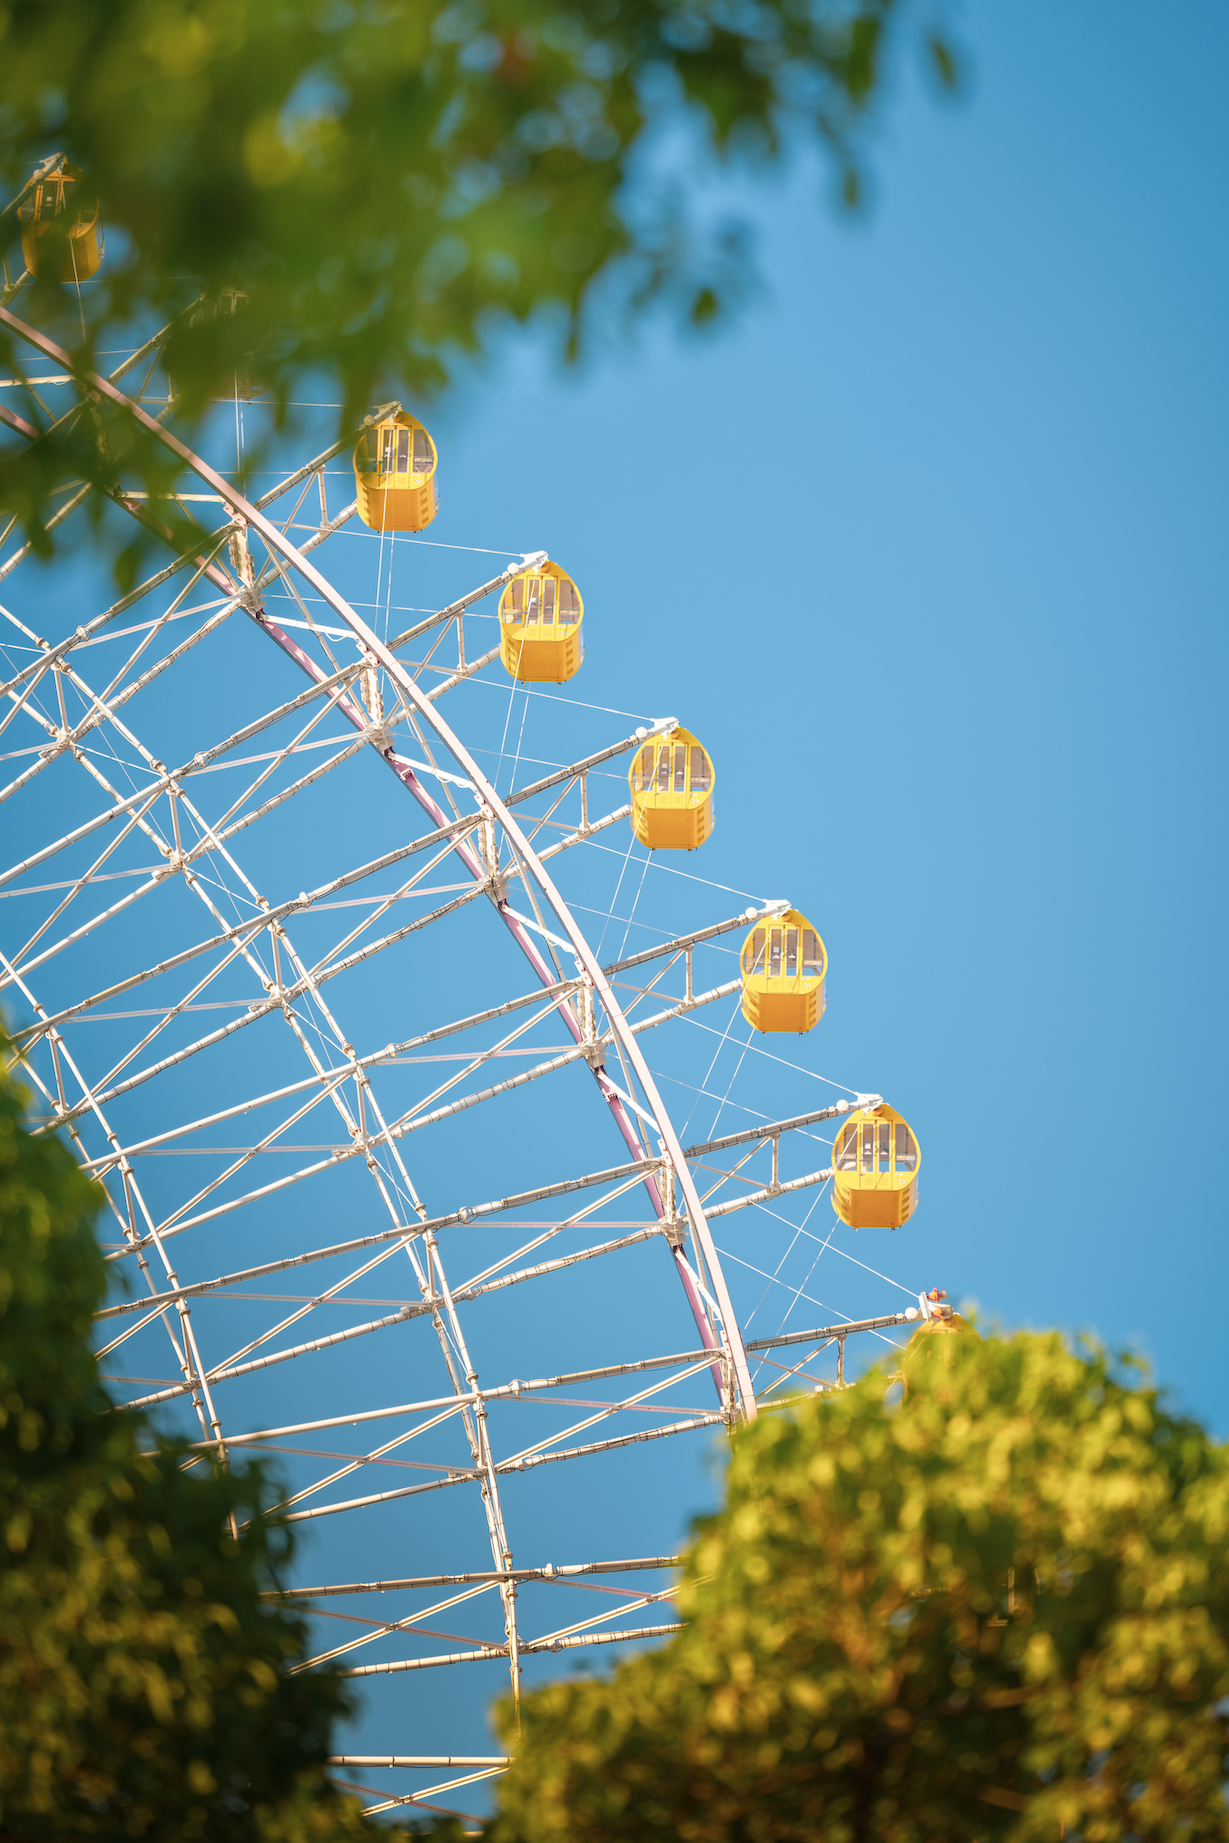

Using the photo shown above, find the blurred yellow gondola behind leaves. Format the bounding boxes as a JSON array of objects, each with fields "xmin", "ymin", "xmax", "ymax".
[{"xmin": 16, "ymin": 156, "xmax": 103, "ymax": 283}]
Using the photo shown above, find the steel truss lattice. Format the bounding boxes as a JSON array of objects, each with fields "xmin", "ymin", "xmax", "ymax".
[{"xmin": 0, "ymin": 301, "xmax": 927, "ymax": 1821}]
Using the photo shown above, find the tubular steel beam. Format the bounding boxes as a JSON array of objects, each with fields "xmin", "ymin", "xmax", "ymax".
[
  {"xmin": 274, "ymin": 1413, "xmax": 725, "ymax": 1527},
  {"xmin": 11, "ymin": 814, "xmax": 484, "ymax": 1051},
  {"xmin": 104, "ymin": 1145, "xmax": 655, "ymax": 1276},
  {"xmin": 94, "ymin": 1055, "xmax": 872, "ymax": 1314},
  {"xmin": 387, "ymin": 554, "xmax": 545, "ymax": 654},
  {"xmin": 80, "ymin": 973, "xmax": 581, "ymax": 1175},
  {"xmin": 341, "ymin": 1622, "xmax": 682, "ymax": 1678},
  {"xmin": 684, "ymin": 1098, "xmax": 879, "ymax": 1160},
  {"xmin": 279, "ymin": 1555, "xmax": 679, "ymax": 1600},
  {"xmin": 743, "ymin": 1312, "xmax": 914, "ymax": 1353},
  {"xmin": 704, "ymin": 1166, "xmax": 833, "ymax": 1218},
  {"xmin": 330, "ymin": 1757, "xmax": 509, "ymax": 1768},
  {"xmin": 603, "ymin": 902, "xmax": 790, "ymax": 977},
  {"xmin": 0, "ymin": 432, "xmax": 359, "ymax": 701},
  {"xmin": 103, "ymin": 1227, "xmax": 659, "ymax": 1358},
  {"xmin": 0, "ymin": 655, "xmax": 372, "ymax": 895},
  {"xmin": 504, "ymin": 720, "xmax": 675, "ymax": 809},
  {"xmin": 171, "ymin": 1346, "xmax": 723, "ymax": 1448}
]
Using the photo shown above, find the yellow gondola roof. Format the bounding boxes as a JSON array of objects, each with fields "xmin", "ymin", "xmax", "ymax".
[
  {"xmin": 499, "ymin": 559, "xmax": 583, "ymax": 624},
  {"xmin": 355, "ymin": 408, "xmax": 437, "ymax": 480}
]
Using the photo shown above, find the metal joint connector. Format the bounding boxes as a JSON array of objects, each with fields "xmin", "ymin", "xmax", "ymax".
[{"xmin": 661, "ymin": 1215, "xmax": 687, "ymax": 1249}]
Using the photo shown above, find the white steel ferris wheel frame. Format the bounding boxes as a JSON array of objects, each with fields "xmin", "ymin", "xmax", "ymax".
[
  {"xmin": 0, "ymin": 298, "xmax": 926, "ymax": 1818},
  {"xmin": 0, "ymin": 299, "xmax": 755, "ymax": 1405}
]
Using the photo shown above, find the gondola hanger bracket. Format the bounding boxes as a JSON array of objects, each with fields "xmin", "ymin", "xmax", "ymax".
[{"xmin": 661, "ymin": 1215, "xmax": 687, "ymax": 1249}]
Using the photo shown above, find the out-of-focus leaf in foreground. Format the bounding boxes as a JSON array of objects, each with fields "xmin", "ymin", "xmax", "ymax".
[{"xmin": 0, "ymin": 0, "xmax": 958, "ymax": 569}]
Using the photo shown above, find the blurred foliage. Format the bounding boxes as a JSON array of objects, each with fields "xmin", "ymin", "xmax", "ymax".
[
  {"xmin": 489, "ymin": 1331, "xmax": 1229, "ymax": 1843},
  {"xmin": 0, "ymin": 1042, "xmax": 382, "ymax": 1839},
  {"xmin": 0, "ymin": 0, "xmax": 956, "ymax": 566}
]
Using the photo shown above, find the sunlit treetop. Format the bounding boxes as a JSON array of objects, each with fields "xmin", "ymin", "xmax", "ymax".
[
  {"xmin": 489, "ymin": 1331, "xmax": 1229, "ymax": 1843},
  {"xmin": 0, "ymin": 0, "xmax": 955, "ymax": 566}
]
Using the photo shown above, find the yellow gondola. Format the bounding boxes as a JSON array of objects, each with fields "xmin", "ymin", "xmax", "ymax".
[
  {"xmin": 831, "ymin": 1103, "xmax": 920, "ymax": 1229},
  {"xmin": 499, "ymin": 561, "xmax": 584, "ymax": 684},
  {"xmin": 739, "ymin": 909, "xmax": 826, "ymax": 1034},
  {"xmin": 901, "ymin": 1296, "xmax": 980, "ymax": 1397},
  {"xmin": 18, "ymin": 158, "xmax": 104, "ymax": 283},
  {"xmin": 182, "ymin": 289, "xmax": 262, "ymax": 401},
  {"xmin": 353, "ymin": 409, "xmax": 438, "ymax": 533},
  {"xmin": 628, "ymin": 725, "xmax": 714, "ymax": 851}
]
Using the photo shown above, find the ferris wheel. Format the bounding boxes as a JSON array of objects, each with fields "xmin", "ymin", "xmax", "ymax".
[{"xmin": 0, "ymin": 237, "xmax": 950, "ymax": 1822}]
